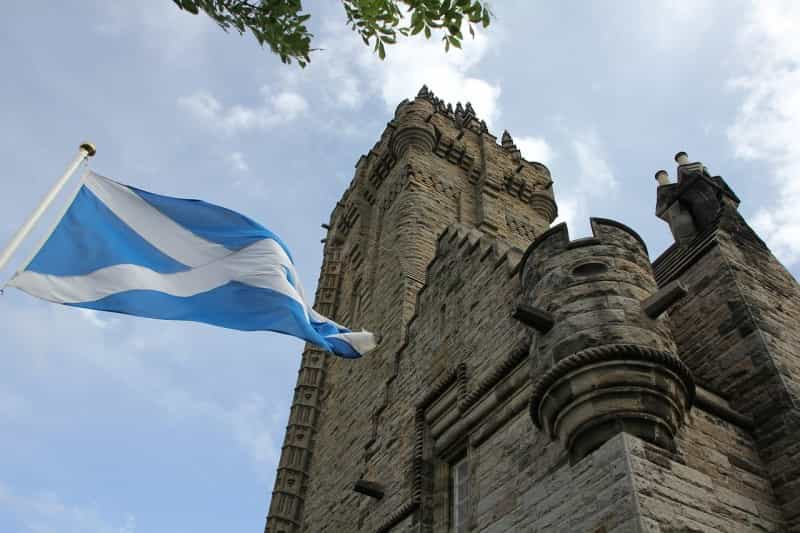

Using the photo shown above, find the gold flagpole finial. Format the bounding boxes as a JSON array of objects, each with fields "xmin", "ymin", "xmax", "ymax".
[{"xmin": 80, "ymin": 142, "xmax": 97, "ymax": 157}]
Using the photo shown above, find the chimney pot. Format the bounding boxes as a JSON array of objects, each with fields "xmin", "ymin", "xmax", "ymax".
[
  {"xmin": 675, "ymin": 152, "xmax": 689, "ymax": 165},
  {"xmin": 655, "ymin": 170, "xmax": 670, "ymax": 186}
]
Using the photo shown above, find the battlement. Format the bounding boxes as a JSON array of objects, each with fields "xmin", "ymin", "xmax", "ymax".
[
  {"xmin": 402, "ymin": 223, "xmax": 524, "ymax": 348},
  {"xmin": 520, "ymin": 218, "xmax": 650, "ymax": 294},
  {"xmin": 411, "ymin": 85, "xmax": 488, "ymax": 134},
  {"xmin": 522, "ymin": 218, "xmax": 647, "ymax": 265},
  {"xmin": 333, "ymin": 86, "xmax": 556, "ymax": 239},
  {"xmin": 434, "ymin": 222, "xmax": 523, "ymax": 274}
]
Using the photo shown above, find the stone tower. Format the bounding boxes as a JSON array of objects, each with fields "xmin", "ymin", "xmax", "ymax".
[{"xmin": 265, "ymin": 91, "xmax": 800, "ymax": 532}]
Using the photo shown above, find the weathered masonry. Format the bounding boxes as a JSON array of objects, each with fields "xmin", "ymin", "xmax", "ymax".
[{"xmin": 265, "ymin": 88, "xmax": 800, "ymax": 532}]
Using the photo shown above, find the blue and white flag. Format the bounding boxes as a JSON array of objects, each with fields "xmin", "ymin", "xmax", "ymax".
[{"xmin": 8, "ymin": 172, "xmax": 375, "ymax": 358}]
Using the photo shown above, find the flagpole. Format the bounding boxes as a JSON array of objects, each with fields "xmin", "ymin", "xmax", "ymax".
[{"xmin": 0, "ymin": 142, "xmax": 96, "ymax": 272}]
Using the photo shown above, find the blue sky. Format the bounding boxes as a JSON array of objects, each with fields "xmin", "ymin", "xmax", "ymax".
[{"xmin": 1, "ymin": 1, "xmax": 798, "ymax": 531}]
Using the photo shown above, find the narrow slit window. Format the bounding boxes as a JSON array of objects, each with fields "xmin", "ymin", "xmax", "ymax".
[{"xmin": 451, "ymin": 457, "xmax": 469, "ymax": 532}]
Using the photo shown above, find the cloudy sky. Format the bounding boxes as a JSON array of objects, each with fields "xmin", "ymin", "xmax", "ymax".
[{"xmin": 1, "ymin": 1, "xmax": 798, "ymax": 531}]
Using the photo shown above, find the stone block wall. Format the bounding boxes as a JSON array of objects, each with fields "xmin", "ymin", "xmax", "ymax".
[
  {"xmin": 630, "ymin": 408, "xmax": 784, "ymax": 532},
  {"xmin": 473, "ymin": 420, "xmax": 642, "ymax": 533},
  {"xmin": 267, "ymin": 89, "xmax": 556, "ymax": 533},
  {"xmin": 266, "ymin": 100, "xmax": 800, "ymax": 533},
  {"xmin": 654, "ymin": 206, "xmax": 800, "ymax": 529},
  {"xmin": 286, "ymin": 216, "xmax": 788, "ymax": 533},
  {"xmin": 354, "ymin": 224, "xmax": 530, "ymax": 533}
]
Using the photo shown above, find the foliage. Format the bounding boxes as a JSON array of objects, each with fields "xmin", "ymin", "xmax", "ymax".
[{"xmin": 172, "ymin": 0, "xmax": 492, "ymax": 67}]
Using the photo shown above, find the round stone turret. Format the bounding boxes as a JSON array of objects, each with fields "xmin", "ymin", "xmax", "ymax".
[
  {"xmin": 521, "ymin": 218, "xmax": 694, "ymax": 461},
  {"xmin": 389, "ymin": 97, "xmax": 436, "ymax": 157}
]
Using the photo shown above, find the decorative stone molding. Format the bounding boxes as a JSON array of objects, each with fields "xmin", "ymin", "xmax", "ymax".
[
  {"xmin": 432, "ymin": 132, "xmax": 476, "ymax": 172},
  {"xmin": 374, "ymin": 500, "xmax": 419, "ymax": 533},
  {"xmin": 529, "ymin": 344, "xmax": 694, "ymax": 461},
  {"xmin": 265, "ymin": 245, "xmax": 344, "ymax": 533},
  {"xmin": 374, "ymin": 348, "xmax": 529, "ymax": 533},
  {"xmin": 367, "ymin": 152, "xmax": 398, "ymax": 192},
  {"xmin": 416, "ymin": 85, "xmax": 485, "ymax": 133},
  {"xmin": 389, "ymin": 123, "xmax": 436, "ymax": 158},
  {"xmin": 652, "ymin": 226, "xmax": 717, "ymax": 286},
  {"xmin": 529, "ymin": 192, "xmax": 558, "ymax": 224},
  {"xmin": 458, "ymin": 347, "xmax": 525, "ymax": 411},
  {"xmin": 501, "ymin": 130, "xmax": 522, "ymax": 162},
  {"xmin": 335, "ymin": 202, "xmax": 361, "ymax": 237},
  {"xmin": 503, "ymin": 174, "xmax": 557, "ymax": 214},
  {"xmin": 506, "ymin": 213, "xmax": 539, "ymax": 242}
]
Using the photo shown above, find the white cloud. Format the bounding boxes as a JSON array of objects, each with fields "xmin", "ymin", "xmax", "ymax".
[
  {"xmin": 554, "ymin": 195, "xmax": 580, "ymax": 235},
  {"xmin": 3, "ymin": 302, "xmax": 284, "ymax": 474},
  {"xmin": 635, "ymin": 0, "xmax": 716, "ymax": 52},
  {"xmin": 323, "ymin": 63, "xmax": 361, "ymax": 108},
  {"xmin": 179, "ymin": 88, "xmax": 309, "ymax": 135},
  {"xmin": 573, "ymin": 133, "xmax": 617, "ymax": 192},
  {"xmin": 272, "ymin": 91, "xmax": 309, "ymax": 119},
  {"xmin": 515, "ymin": 136, "xmax": 555, "ymax": 166},
  {"xmin": 228, "ymin": 152, "xmax": 249, "ymax": 173},
  {"xmin": 229, "ymin": 393, "xmax": 286, "ymax": 467},
  {"xmin": 553, "ymin": 131, "xmax": 617, "ymax": 235},
  {"xmin": 157, "ymin": 387, "xmax": 285, "ymax": 472},
  {"xmin": 727, "ymin": 1, "xmax": 800, "ymax": 265},
  {"xmin": 316, "ymin": 22, "xmax": 502, "ymax": 126},
  {"xmin": 78, "ymin": 309, "xmax": 117, "ymax": 329},
  {"xmin": 226, "ymin": 152, "xmax": 274, "ymax": 198},
  {"xmin": 93, "ymin": 0, "xmax": 212, "ymax": 62},
  {"xmin": 0, "ymin": 481, "xmax": 135, "ymax": 533},
  {"xmin": 99, "ymin": 353, "xmax": 284, "ymax": 472},
  {"xmin": 178, "ymin": 92, "xmax": 220, "ymax": 122}
]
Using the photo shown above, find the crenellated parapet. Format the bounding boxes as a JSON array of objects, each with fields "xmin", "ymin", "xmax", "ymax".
[
  {"xmin": 415, "ymin": 84, "xmax": 487, "ymax": 134},
  {"xmin": 519, "ymin": 218, "xmax": 694, "ymax": 461},
  {"xmin": 331, "ymin": 87, "xmax": 557, "ymax": 256},
  {"xmin": 431, "ymin": 222, "xmax": 523, "ymax": 274}
]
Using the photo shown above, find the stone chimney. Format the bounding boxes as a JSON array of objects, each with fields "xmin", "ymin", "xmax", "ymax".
[{"xmin": 655, "ymin": 151, "xmax": 740, "ymax": 245}]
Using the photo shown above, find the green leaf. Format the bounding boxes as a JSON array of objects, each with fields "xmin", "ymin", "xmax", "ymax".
[
  {"xmin": 173, "ymin": 0, "xmax": 494, "ymax": 66},
  {"xmin": 177, "ymin": 0, "xmax": 199, "ymax": 14},
  {"xmin": 440, "ymin": 0, "xmax": 452, "ymax": 16}
]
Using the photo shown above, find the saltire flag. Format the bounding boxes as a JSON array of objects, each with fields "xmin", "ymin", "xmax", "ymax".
[{"xmin": 7, "ymin": 171, "xmax": 375, "ymax": 358}]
